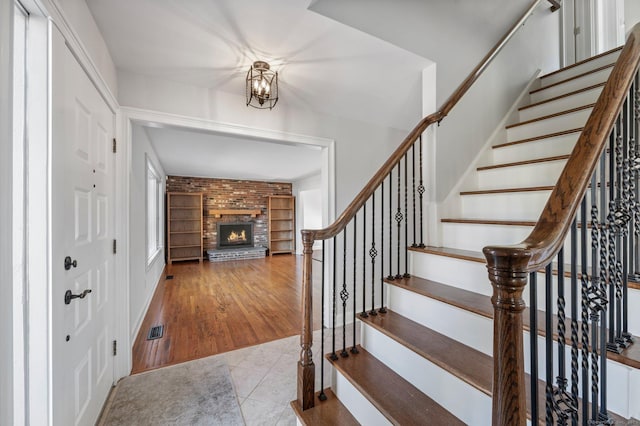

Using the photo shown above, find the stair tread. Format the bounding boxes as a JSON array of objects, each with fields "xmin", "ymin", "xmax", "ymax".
[
  {"xmin": 477, "ymin": 155, "xmax": 569, "ymax": 171},
  {"xmin": 327, "ymin": 346, "xmax": 464, "ymax": 425},
  {"xmin": 360, "ymin": 310, "xmax": 629, "ymax": 423},
  {"xmin": 493, "ymin": 128, "xmax": 583, "ymax": 149},
  {"xmin": 409, "ymin": 245, "xmax": 485, "ymax": 262},
  {"xmin": 386, "ymin": 276, "xmax": 640, "ymax": 369},
  {"xmin": 519, "ymin": 83, "xmax": 605, "ymax": 111},
  {"xmin": 460, "ymin": 186, "xmax": 554, "ymax": 196},
  {"xmin": 539, "ymin": 46, "xmax": 622, "ymax": 80},
  {"xmin": 441, "ymin": 218, "xmax": 536, "ymax": 226},
  {"xmin": 530, "ymin": 64, "xmax": 614, "ymax": 95},
  {"xmin": 290, "ymin": 389, "xmax": 359, "ymax": 426},
  {"xmin": 505, "ymin": 104, "xmax": 594, "ymax": 129}
]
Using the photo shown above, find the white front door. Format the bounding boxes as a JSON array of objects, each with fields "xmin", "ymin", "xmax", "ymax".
[{"xmin": 51, "ymin": 27, "xmax": 116, "ymax": 425}]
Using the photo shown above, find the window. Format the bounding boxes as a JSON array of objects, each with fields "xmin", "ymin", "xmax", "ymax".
[{"xmin": 146, "ymin": 156, "xmax": 163, "ymax": 265}]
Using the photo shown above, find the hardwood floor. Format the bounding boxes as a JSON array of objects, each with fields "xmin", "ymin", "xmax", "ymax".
[{"xmin": 131, "ymin": 254, "xmax": 321, "ymax": 373}]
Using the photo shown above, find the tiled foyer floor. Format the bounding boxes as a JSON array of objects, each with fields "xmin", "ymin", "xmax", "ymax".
[{"xmin": 226, "ymin": 327, "xmax": 354, "ymax": 425}]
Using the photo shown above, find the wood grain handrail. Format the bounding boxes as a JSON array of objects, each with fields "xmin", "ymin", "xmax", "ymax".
[
  {"xmin": 302, "ymin": 0, "xmax": 546, "ymax": 242},
  {"xmin": 483, "ymin": 22, "xmax": 640, "ymax": 273}
]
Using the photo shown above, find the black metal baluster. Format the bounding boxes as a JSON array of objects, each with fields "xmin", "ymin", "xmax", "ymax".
[
  {"xmin": 361, "ymin": 204, "xmax": 368, "ymax": 318},
  {"xmin": 395, "ymin": 163, "xmax": 403, "ymax": 280},
  {"xmin": 331, "ymin": 236, "xmax": 338, "ymax": 361},
  {"xmin": 607, "ymin": 120, "xmax": 621, "ymax": 352},
  {"xmin": 340, "ymin": 229, "xmax": 348, "ymax": 358},
  {"xmin": 545, "ymin": 263, "xmax": 554, "ymax": 425},
  {"xmin": 369, "ymin": 191, "xmax": 378, "ymax": 316},
  {"xmin": 554, "ymin": 248, "xmax": 576, "ymax": 424},
  {"xmin": 404, "ymin": 154, "xmax": 410, "ymax": 278},
  {"xmin": 388, "ymin": 173, "xmax": 394, "ymax": 280},
  {"xmin": 380, "ymin": 181, "xmax": 387, "ymax": 314},
  {"xmin": 412, "ymin": 144, "xmax": 417, "ymax": 248},
  {"xmin": 529, "ymin": 272, "xmax": 539, "ymax": 425},
  {"xmin": 319, "ymin": 241, "xmax": 327, "ymax": 401},
  {"xmin": 418, "ymin": 135, "xmax": 426, "ymax": 248},
  {"xmin": 570, "ymin": 215, "xmax": 579, "ymax": 426},
  {"xmin": 352, "ymin": 214, "xmax": 358, "ymax": 353}
]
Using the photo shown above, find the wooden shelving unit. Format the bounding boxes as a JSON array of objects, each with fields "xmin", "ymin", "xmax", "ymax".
[
  {"xmin": 167, "ymin": 192, "xmax": 203, "ymax": 264},
  {"xmin": 268, "ymin": 195, "xmax": 295, "ymax": 255}
]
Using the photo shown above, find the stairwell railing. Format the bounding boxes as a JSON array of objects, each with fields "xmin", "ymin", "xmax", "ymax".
[
  {"xmin": 484, "ymin": 23, "xmax": 640, "ymax": 425},
  {"xmin": 294, "ymin": 0, "xmax": 562, "ymax": 413}
]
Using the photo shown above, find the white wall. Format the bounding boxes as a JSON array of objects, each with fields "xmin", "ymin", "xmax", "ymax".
[
  {"xmin": 293, "ymin": 173, "xmax": 323, "ymax": 254},
  {"xmin": 129, "ymin": 124, "xmax": 166, "ymax": 342},
  {"xmin": 435, "ymin": 5, "xmax": 560, "ymax": 199},
  {"xmin": 0, "ymin": 0, "xmax": 14, "ymax": 423},
  {"xmin": 626, "ymin": 0, "xmax": 640, "ymax": 30},
  {"xmin": 117, "ymin": 71, "xmax": 408, "ymax": 216},
  {"xmin": 52, "ymin": 0, "xmax": 117, "ymax": 95}
]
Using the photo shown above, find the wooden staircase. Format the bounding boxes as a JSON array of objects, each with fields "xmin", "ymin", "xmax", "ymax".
[{"xmin": 292, "ymin": 46, "xmax": 640, "ymax": 425}]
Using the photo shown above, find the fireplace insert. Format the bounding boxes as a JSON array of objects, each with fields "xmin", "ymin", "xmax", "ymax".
[{"xmin": 217, "ymin": 223, "xmax": 254, "ymax": 249}]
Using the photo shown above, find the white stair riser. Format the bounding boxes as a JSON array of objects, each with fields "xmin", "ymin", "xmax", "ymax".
[
  {"xmin": 387, "ymin": 285, "xmax": 634, "ymax": 417},
  {"xmin": 491, "ymin": 133, "xmax": 579, "ymax": 164},
  {"xmin": 409, "ymin": 251, "xmax": 491, "ymax": 296},
  {"xmin": 361, "ymin": 324, "xmax": 492, "ymax": 425},
  {"xmin": 388, "ymin": 284, "xmax": 494, "ymax": 355},
  {"xmin": 332, "ymin": 369, "xmax": 392, "ymax": 425},
  {"xmin": 531, "ymin": 68, "xmax": 612, "ymax": 103},
  {"xmin": 540, "ymin": 51, "xmax": 620, "ymax": 87},
  {"xmin": 476, "ymin": 161, "xmax": 566, "ymax": 189},
  {"xmin": 440, "ymin": 221, "xmax": 599, "ymax": 256},
  {"xmin": 519, "ymin": 86, "xmax": 602, "ymax": 122},
  {"xmin": 460, "ymin": 190, "xmax": 551, "ymax": 220},
  {"xmin": 507, "ymin": 109, "xmax": 592, "ymax": 142},
  {"xmin": 441, "ymin": 222, "xmax": 533, "ymax": 252}
]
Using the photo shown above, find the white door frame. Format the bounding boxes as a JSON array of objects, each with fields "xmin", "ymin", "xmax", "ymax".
[
  {"xmin": 0, "ymin": 0, "xmax": 16, "ymax": 422},
  {"xmin": 13, "ymin": 0, "xmax": 121, "ymax": 424},
  {"xmin": 117, "ymin": 106, "xmax": 336, "ymax": 375}
]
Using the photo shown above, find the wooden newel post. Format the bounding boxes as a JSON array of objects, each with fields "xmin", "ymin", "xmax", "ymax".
[
  {"xmin": 297, "ymin": 230, "xmax": 315, "ymax": 410},
  {"xmin": 484, "ymin": 248, "xmax": 529, "ymax": 426}
]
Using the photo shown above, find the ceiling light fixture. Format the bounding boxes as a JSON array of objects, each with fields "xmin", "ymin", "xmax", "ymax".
[{"xmin": 246, "ymin": 61, "xmax": 278, "ymax": 110}]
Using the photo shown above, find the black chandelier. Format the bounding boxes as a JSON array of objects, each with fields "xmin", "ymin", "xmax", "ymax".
[{"xmin": 246, "ymin": 61, "xmax": 278, "ymax": 110}]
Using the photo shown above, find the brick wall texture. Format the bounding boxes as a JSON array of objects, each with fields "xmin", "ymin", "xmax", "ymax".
[{"xmin": 166, "ymin": 176, "xmax": 292, "ymax": 252}]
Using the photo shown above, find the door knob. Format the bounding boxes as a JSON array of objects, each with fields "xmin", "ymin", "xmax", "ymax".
[
  {"xmin": 64, "ymin": 256, "xmax": 77, "ymax": 270},
  {"xmin": 64, "ymin": 289, "xmax": 92, "ymax": 305}
]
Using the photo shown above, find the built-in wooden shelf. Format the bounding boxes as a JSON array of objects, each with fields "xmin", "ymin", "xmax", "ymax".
[
  {"xmin": 207, "ymin": 209, "xmax": 262, "ymax": 218},
  {"xmin": 268, "ymin": 196, "xmax": 295, "ymax": 256},
  {"xmin": 167, "ymin": 192, "xmax": 203, "ymax": 264}
]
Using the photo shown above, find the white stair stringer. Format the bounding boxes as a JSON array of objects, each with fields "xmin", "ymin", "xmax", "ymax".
[{"xmin": 360, "ymin": 323, "xmax": 492, "ymax": 426}]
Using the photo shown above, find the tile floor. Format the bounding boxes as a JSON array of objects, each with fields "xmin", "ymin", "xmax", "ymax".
[
  {"xmin": 226, "ymin": 327, "xmax": 356, "ymax": 425},
  {"xmin": 102, "ymin": 326, "xmax": 358, "ymax": 425}
]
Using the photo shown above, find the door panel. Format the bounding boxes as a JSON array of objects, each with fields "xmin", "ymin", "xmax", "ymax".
[{"xmin": 52, "ymin": 27, "xmax": 115, "ymax": 426}]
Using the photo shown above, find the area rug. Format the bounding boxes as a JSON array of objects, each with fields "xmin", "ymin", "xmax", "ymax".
[{"xmin": 100, "ymin": 355, "xmax": 244, "ymax": 425}]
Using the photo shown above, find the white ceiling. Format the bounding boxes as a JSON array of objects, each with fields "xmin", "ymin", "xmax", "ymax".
[
  {"xmin": 86, "ymin": 0, "xmax": 435, "ymax": 181},
  {"xmin": 140, "ymin": 124, "xmax": 323, "ymax": 181}
]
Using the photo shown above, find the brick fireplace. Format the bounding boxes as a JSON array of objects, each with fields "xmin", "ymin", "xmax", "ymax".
[{"xmin": 165, "ymin": 176, "xmax": 292, "ymax": 261}]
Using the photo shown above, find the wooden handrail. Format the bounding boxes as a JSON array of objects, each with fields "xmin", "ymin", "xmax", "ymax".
[
  {"xmin": 483, "ymin": 22, "xmax": 640, "ymax": 425},
  {"xmin": 303, "ymin": 0, "xmax": 546, "ymax": 243}
]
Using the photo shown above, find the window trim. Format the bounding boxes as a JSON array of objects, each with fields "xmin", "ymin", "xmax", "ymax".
[{"xmin": 145, "ymin": 155, "xmax": 163, "ymax": 267}]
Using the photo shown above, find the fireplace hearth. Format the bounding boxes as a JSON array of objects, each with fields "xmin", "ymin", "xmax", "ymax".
[{"xmin": 217, "ymin": 223, "xmax": 254, "ymax": 249}]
